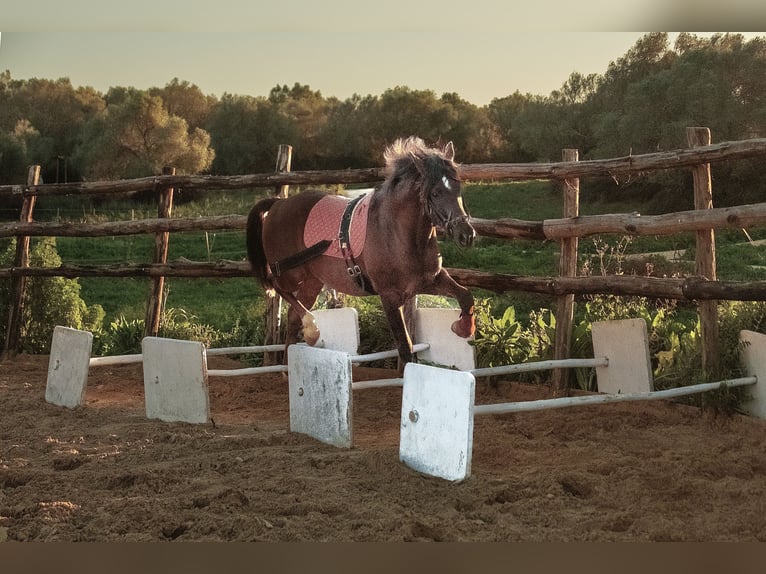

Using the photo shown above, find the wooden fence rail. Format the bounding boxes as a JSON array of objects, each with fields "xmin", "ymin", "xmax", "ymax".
[
  {"xmin": 3, "ymin": 261, "xmax": 766, "ymax": 302},
  {"xmin": 3, "ymin": 201, "xmax": 766, "ymax": 242},
  {"xmin": 2, "ymin": 137, "xmax": 766, "ymax": 198},
  {"xmin": 3, "ymin": 132, "xmax": 766, "ymax": 387}
]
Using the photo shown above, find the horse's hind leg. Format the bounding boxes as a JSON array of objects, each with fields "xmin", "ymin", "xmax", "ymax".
[{"xmin": 280, "ymin": 276, "xmax": 324, "ymax": 356}]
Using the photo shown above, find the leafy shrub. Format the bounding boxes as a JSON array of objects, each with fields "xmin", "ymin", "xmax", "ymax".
[
  {"xmin": 0, "ymin": 238, "xmax": 104, "ymax": 353},
  {"xmin": 93, "ymin": 305, "xmax": 266, "ymax": 358}
]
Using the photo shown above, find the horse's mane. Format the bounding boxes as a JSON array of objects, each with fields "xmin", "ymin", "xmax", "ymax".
[{"xmin": 381, "ymin": 137, "xmax": 458, "ymax": 201}]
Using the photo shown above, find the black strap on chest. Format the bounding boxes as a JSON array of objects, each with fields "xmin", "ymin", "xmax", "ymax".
[{"xmin": 339, "ymin": 194, "xmax": 376, "ymax": 294}]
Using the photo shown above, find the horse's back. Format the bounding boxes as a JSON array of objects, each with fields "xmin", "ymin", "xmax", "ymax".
[{"xmin": 260, "ymin": 190, "xmax": 330, "ymax": 262}]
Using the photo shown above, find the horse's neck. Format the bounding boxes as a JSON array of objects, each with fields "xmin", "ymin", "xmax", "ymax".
[{"xmin": 373, "ymin": 190, "xmax": 434, "ymax": 252}]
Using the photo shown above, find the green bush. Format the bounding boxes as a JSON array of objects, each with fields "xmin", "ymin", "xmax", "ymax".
[
  {"xmin": 0, "ymin": 238, "xmax": 105, "ymax": 353},
  {"xmin": 93, "ymin": 305, "xmax": 266, "ymax": 358}
]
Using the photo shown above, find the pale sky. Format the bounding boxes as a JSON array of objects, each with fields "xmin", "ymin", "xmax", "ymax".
[{"xmin": 1, "ymin": 1, "xmax": 764, "ymax": 106}]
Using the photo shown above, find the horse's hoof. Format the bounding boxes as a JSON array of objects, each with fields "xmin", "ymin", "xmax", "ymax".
[
  {"xmin": 302, "ymin": 315, "xmax": 321, "ymax": 346},
  {"xmin": 451, "ymin": 315, "xmax": 475, "ymax": 338},
  {"xmin": 304, "ymin": 328, "xmax": 320, "ymax": 346}
]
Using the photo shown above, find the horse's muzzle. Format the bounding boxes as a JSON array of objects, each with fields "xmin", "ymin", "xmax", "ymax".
[{"xmin": 451, "ymin": 219, "xmax": 476, "ymax": 248}]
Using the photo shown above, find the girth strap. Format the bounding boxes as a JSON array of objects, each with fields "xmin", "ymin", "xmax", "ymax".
[
  {"xmin": 269, "ymin": 239, "xmax": 332, "ymax": 278},
  {"xmin": 339, "ymin": 194, "xmax": 376, "ymax": 294}
]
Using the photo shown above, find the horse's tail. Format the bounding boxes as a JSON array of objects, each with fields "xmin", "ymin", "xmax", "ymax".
[{"xmin": 246, "ymin": 197, "xmax": 281, "ymax": 292}]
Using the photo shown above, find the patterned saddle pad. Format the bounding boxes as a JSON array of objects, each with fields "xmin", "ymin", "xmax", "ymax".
[{"xmin": 303, "ymin": 193, "xmax": 372, "ymax": 259}]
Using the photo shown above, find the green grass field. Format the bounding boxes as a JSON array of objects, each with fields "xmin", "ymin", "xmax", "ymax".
[{"xmin": 43, "ymin": 181, "xmax": 766, "ymax": 331}]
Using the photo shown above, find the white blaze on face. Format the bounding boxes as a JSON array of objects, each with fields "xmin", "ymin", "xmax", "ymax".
[{"xmin": 442, "ymin": 175, "xmax": 451, "ymax": 190}]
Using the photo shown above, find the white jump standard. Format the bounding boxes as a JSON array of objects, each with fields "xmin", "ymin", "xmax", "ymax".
[
  {"xmin": 46, "ymin": 326, "xmax": 142, "ymax": 409},
  {"xmin": 45, "ymin": 307, "xmax": 364, "ymax": 423},
  {"xmin": 399, "ymin": 322, "xmax": 766, "ymax": 481},
  {"xmin": 287, "ymin": 308, "xmax": 475, "ymax": 448}
]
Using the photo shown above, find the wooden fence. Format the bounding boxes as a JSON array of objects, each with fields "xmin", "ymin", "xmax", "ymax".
[{"xmin": 3, "ymin": 128, "xmax": 766, "ymax": 392}]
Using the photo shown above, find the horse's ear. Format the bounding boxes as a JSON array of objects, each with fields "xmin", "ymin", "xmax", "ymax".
[{"xmin": 444, "ymin": 141, "xmax": 455, "ymax": 161}]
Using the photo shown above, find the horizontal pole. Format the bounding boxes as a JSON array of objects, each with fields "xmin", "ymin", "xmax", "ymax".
[
  {"xmin": 473, "ymin": 376, "xmax": 757, "ymax": 416},
  {"xmin": 89, "ymin": 354, "xmax": 143, "ymax": 367},
  {"xmin": 206, "ymin": 344, "xmax": 284, "ymax": 356},
  {"xmin": 4, "ymin": 138, "xmax": 766, "ymax": 198},
  {"xmin": 351, "ymin": 343, "xmax": 429, "ymax": 364},
  {"xmin": 352, "ymin": 378, "xmax": 404, "ymax": 390},
  {"xmin": 471, "ymin": 357, "xmax": 608, "ymax": 379},
  {"xmin": 207, "ymin": 364, "xmax": 288, "ymax": 377}
]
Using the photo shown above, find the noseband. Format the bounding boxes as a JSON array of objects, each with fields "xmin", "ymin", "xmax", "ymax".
[
  {"xmin": 425, "ymin": 179, "xmax": 470, "ymax": 236},
  {"xmin": 428, "ymin": 201, "xmax": 470, "ymax": 236}
]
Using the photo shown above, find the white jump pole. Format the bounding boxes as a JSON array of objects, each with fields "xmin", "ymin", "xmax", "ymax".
[
  {"xmin": 206, "ymin": 345, "xmax": 288, "ymax": 377},
  {"xmin": 400, "ymin": 324, "xmax": 766, "ymax": 482}
]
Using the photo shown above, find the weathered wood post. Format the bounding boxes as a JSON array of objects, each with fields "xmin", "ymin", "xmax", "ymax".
[
  {"xmin": 263, "ymin": 145, "xmax": 292, "ymax": 365},
  {"xmin": 3, "ymin": 165, "xmax": 40, "ymax": 357},
  {"xmin": 687, "ymin": 127, "xmax": 720, "ymax": 377},
  {"xmin": 552, "ymin": 149, "xmax": 580, "ymax": 396},
  {"xmin": 144, "ymin": 166, "xmax": 175, "ymax": 338}
]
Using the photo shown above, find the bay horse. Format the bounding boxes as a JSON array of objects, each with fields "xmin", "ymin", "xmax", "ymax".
[{"xmin": 246, "ymin": 136, "xmax": 476, "ymax": 365}]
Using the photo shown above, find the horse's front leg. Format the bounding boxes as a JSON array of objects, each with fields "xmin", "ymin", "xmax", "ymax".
[
  {"xmin": 379, "ymin": 294, "xmax": 415, "ymax": 369},
  {"xmin": 428, "ymin": 269, "xmax": 476, "ymax": 338}
]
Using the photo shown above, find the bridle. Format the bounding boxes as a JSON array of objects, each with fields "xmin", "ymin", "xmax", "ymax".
[{"xmin": 425, "ymin": 174, "xmax": 471, "ymax": 236}]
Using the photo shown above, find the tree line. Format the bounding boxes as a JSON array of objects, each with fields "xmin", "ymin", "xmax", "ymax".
[{"xmin": 1, "ymin": 32, "xmax": 766, "ymax": 211}]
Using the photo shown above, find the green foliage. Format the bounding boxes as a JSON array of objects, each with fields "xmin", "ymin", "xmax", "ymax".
[
  {"xmin": 471, "ymin": 299, "xmax": 557, "ymax": 384},
  {"xmin": 0, "ymin": 238, "xmax": 104, "ymax": 353},
  {"xmin": 73, "ymin": 90, "xmax": 215, "ymax": 180},
  {"xmin": 94, "ymin": 306, "xmax": 265, "ymax": 358}
]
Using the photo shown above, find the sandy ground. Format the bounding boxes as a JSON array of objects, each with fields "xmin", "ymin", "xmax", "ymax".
[{"xmin": 2, "ymin": 353, "xmax": 766, "ymax": 542}]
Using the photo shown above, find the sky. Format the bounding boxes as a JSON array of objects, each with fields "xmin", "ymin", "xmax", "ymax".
[{"xmin": 1, "ymin": 2, "xmax": 765, "ymax": 106}]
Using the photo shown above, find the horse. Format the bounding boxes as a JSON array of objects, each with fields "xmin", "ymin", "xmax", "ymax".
[{"xmin": 246, "ymin": 136, "xmax": 476, "ymax": 366}]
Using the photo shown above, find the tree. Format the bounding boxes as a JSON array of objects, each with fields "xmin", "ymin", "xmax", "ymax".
[
  {"xmin": 437, "ymin": 92, "xmax": 494, "ymax": 163},
  {"xmin": 487, "ymin": 91, "xmax": 539, "ymax": 162},
  {"xmin": 74, "ymin": 91, "xmax": 215, "ymax": 180},
  {"xmin": 149, "ymin": 78, "xmax": 216, "ymax": 131},
  {"xmin": 318, "ymin": 93, "xmax": 380, "ymax": 168},
  {"xmin": 268, "ymin": 83, "xmax": 332, "ymax": 168},
  {"xmin": 0, "ymin": 73, "xmax": 105, "ymax": 182},
  {"xmin": 370, "ymin": 87, "xmax": 453, "ymax": 150},
  {"xmin": 205, "ymin": 93, "xmax": 295, "ymax": 174}
]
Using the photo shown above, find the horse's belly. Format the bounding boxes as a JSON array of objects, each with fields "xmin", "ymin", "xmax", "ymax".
[{"xmin": 309, "ymin": 258, "xmax": 373, "ymax": 298}]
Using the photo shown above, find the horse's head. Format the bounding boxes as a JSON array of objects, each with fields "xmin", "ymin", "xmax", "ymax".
[
  {"xmin": 384, "ymin": 137, "xmax": 476, "ymax": 247},
  {"xmin": 421, "ymin": 141, "xmax": 476, "ymax": 248}
]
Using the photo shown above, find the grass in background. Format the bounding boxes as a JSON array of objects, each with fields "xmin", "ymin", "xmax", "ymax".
[{"xmin": 34, "ymin": 181, "xmax": 766, "ymax": 331}]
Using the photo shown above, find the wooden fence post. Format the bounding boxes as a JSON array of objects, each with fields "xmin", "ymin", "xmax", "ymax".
[
  {"xmin": 687, "ymin": 127, "xmax": 720, "ymax": 377},
  {"xmin": 144, "ymin": 166, "xmax": 175, "ymax": 338},
  {"xmin": 552, "ymin": 149, "xmax": 580, "ymax": 396},
  {"xmin": 263, "ymin": 145, "xmax": 292, "ymax": 365},
  {"xmin": 3, "ymin": 165, "xmax": 40, "ymax": 358}
]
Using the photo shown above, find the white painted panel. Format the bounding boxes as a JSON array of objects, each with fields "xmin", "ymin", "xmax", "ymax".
[
  {"xmin": 592, "ymin": 318, "xmax": 653, "ymax": 394},
  {"xmin": 142, "ymin": 337, "xmax": 209, "ymax": 424},
  {"xmin": 739, "ymin": 330, "xmax": 766, "ymax": 419},
  {"xmin": 45, "ymin": 326, "xmax": 93, "ymax": 408},
  {"xmin": 414, "ymin": 308, "xmax": 475, "ymax": 371},
  {"xmin": 313, "ymin": 307, "xmax": 360, "ymax": 355},
  {"xmin": 399, "ymin": 363, "xmax": 476, "ymax": 481},
  {"xmin": 288, "ymin": 344, "xmax": 353, "ymax": 448}
]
